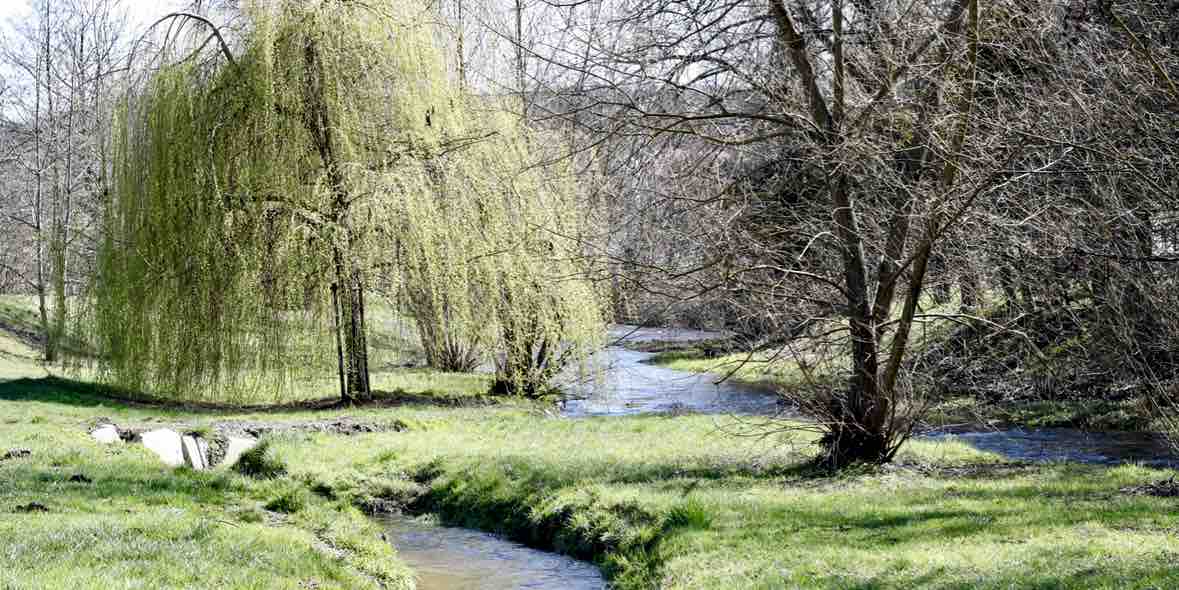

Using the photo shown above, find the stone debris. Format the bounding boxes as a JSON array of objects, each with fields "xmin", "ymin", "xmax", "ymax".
[
  {"xmin": 141, "ymin": 429, "xmax": 185, "ymax": 467},
  {"xmin": 1121, "ymin": 477, "xmax": 1179, "ymax": 498},
  {"xmin": 79, "ymin": 418, "xmax": 394, "ymax": 469},
  {"xmin": 15, "ymin": 502, "xmax": 48, "ymax": 513},
  {"xmin": 219, "ymin": 418, "xmax": 393, "ymax": 438},
  {"xmin": 90, "ymin": 424, "xmax": 121, "ymax": 444}
]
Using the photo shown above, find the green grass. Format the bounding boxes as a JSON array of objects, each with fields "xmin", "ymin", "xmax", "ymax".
[
  {"xmin": 4, "ymin": 294, "xmax": 1179, "ymax": 589},
  {"xmin": 0, "ymin": 380, "xmax": 413, "ymax": 589},
  {"xmin": 648, "ymin": 293, "xmax": 965, "ymax": 390},
  {"xmin": 4, "ymin": 367, "xmax": 1179, "ymax": 588},
  {"xmin": 0, "ymin": 296, "xmax": 48, "ymax": 381},
  {"xmin": 269, "ymin": 408, "xmax": 1179, "ymax": 589},
  {"xmin": 650, "ymin": 348, "xmax": 817, "ymax": 388},
  {"xmin": 650, "ymin": 346, "xmax": 1160, "ymax": 431}
]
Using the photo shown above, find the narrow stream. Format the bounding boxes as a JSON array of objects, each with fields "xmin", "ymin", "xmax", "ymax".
[
  {"xmin": 557, "ymin": 325, "xmax": 786, "ymax": 417},
  {"xmin": 376, "ymin": 514, "xmax": 606, "ymax": 590},
  {"xmin": 928, "ymin": 427, "xmax": 1179, "ymax": 467}
]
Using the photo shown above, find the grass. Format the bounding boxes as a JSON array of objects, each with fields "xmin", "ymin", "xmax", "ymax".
[
  {"xmin": 5, "ymin": 364, "xmax": 1179, "ymax": 588},
  {"xmin": 645, "ymin": 294, "xmax": 1163, "ymax": 432},
  {"xmin": 271, "ymin": 408, "xmax": 1179, "ymax": 589},
  {"xmin": 0, "ymin": 296, "xmax": 48, "ymax": 381},
  {"xmin": 650, "ymin": 346, "xmax": 1159, "ymax": 431},
  {"xmin": 1, "ymin": 294, "xmax": 496, "ymax": 406},
  {"xmin": 647, "ymin": 293, "xmax": 965, "ymax": 391},
  {"xmin": 650, "ymin": 347, "xmax": 818, "ymax": 389},
  {"xmin": 4, "ymin": 294, "xmax": 1179, "ymax": 588},
  {"xmin": 0, "ymin": 380, "xmax": 413, "ymax": 589}
]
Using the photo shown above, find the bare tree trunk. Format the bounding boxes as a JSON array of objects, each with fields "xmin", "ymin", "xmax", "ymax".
[
  {"xmin": 514, "ymin": 0, "xmax": 527, "ymax": 118},
  {"xmin": 34, "ymin": 0, "xmax": 50, "ymax": 360},
  {"xmin": 331, "ymin": 280, "xmax": 348, "ymax": 401},
  {"xmin": 457, "ymin": 0, "xmax": 466, "ymax": 89}
]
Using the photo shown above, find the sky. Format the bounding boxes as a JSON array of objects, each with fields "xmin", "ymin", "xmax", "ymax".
[
  {"xmin": 0, "ymin": 0, "xmax": 187, "ymax": 118},
  {"xmin": 0, "ymin": 0, "xmax": 184, "ymax": 40}
]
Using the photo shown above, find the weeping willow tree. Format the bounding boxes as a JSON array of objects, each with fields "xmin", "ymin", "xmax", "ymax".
[
  {"xmin": 91, "ymin": 0, "xmax": 602, "ymax": 403},
  {"xmin": 395, "ymin": 116, "xmax": 602, "ymax": 395}
]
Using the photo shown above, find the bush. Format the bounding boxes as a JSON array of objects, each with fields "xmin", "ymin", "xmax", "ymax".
[{"xmin": 666, "ymin": 499, "xmax": 713, "ymax": 531}]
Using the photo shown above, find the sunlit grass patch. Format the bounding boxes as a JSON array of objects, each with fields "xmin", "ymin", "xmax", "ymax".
[
  {"xmin": 4, "ymin": 364, "xmax": 1178, "ymax": 589},
  {"xmin": 0, "ymin": 380, "xmax": 412, "ymax": 590}
]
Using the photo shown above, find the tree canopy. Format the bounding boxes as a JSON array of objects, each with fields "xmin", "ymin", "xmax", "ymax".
[{"xmin": 91, "ymin": 0, "xmax": 602, "ymax": 403}]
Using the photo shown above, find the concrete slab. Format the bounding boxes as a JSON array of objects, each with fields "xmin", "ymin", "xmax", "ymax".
[
  {"xmin": 90, "ymin": 424, "xmax": 121, "ymax": 444},
  {"xmin": 141, "ymin": 429, "xmax": 184, "ymax": 467},
  {"xmin": 181, "ymin": 435, "xmax": 207, "ymax": 470}
]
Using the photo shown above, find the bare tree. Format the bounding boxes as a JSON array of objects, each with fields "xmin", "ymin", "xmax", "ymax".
[{"xmin": 0, "ymin": 0, "xmax": 128, "ymax": 360}]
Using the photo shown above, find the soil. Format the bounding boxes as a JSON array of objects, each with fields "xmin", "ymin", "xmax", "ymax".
[
  {"xmin": 1, "ymin": 448, "xmax": 31, "ymax": 461},
  {"xmin": 1121, "ymin": 477, "xmax": 1179, "ymax": 498}
]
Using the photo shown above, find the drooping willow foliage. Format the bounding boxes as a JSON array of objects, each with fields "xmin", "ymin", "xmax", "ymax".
[{"xmin": 91, "ymin": 0, "xmax": 602, "ymax": 403}]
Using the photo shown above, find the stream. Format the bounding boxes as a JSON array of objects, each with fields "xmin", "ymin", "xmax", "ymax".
[
  {"xmin": 928, "ymin": 427, "xmax": 1179, "ymax": 467},
  {"xmin": 380, "ymin": 325, "xmax": 1177, "ymax": 588},
  {"xmin": 556, "ymin": 324, "xmax": 785, "ymax": 417},
  {"xmin": 376, "ymin": 515, "xmax": 606, "ymax": 590}
]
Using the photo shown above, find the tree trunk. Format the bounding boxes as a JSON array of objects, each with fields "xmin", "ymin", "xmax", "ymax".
[
  {"xmin": 305, "ymin": 34, "xmax": 372, "ymax": 403},
  {"xmin": 823, "ymin": 173, "xmax": 892, "ymax": 466}
]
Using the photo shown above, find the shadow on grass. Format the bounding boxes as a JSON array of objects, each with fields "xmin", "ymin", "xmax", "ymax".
[
  {"xmin": 0, "ymin": 375, "xmax": 500, "ymax": 415},
  {"xmin": 401, "ymin": 449, "xmax": 1179, "ymax": 589}
]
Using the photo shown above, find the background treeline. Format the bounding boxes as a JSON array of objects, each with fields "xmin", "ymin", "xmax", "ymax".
[{"xmin": 0, "ymin": 0, "xmax": 1176, "ymax": 465}]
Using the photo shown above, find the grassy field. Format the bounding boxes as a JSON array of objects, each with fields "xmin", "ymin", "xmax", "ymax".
[
  {"xmin": 4, "ymin": 296, "xmax": 1179, "ymax": 589},
  {"xmin": 0, "ymin": 378, "xmax": 414, "ymax": 589},
  {"xmin": 649, "ymin": 345, "xmax": 1156, "ymax": 430}
]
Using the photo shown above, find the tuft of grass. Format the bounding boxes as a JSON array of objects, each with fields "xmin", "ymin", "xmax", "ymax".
[
  {"xmin": 233, "ymin": 439, "xmax": 288, "ymax": 479},
  {"xmin": 265, "ymin": 485, "xmax": 309, "ymax": 514},
  {"xmin": 186, "ymin": 425, "xmax": 215, "ymax": 439},
  {"xmin": 665, "ymin": 498, "xmax": 713, "ymax": 531}
]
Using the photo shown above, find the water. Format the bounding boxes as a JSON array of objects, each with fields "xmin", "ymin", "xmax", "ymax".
[
  {"xmin": 377, "ymin": 514, "xmax": 606, "ymax": 590},
  {"xmin": 599, "ymin": 326, "xmax": 1178, "ymax": 466},
  {"xmin": 558, "ymin": 346, "xmax": 784, "ymax": 417},
  {"xmin": 606, "ymin": 324, "xmax": 732, "ymax": 344},
  {"xmin": 928, "ymin": 427, "xmax": 1179, "ymax": 467},
  {"xmin": 553, "ymin": 324, "xmax": 784, "ymax": 417}
]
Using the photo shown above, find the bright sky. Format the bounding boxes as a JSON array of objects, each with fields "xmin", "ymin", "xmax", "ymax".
[{"xmin": 0, "ymin": 0, "xmax": 185, "ymax": 40}]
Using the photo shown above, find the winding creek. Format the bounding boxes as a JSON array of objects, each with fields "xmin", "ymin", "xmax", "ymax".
[
  {"xmin": 380, "ymin": 325, "xmax": 1178, "ymax": 588},
  {"xmin": 377, "ymin": 514, "xmax": 606, "ymax": 590}
]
